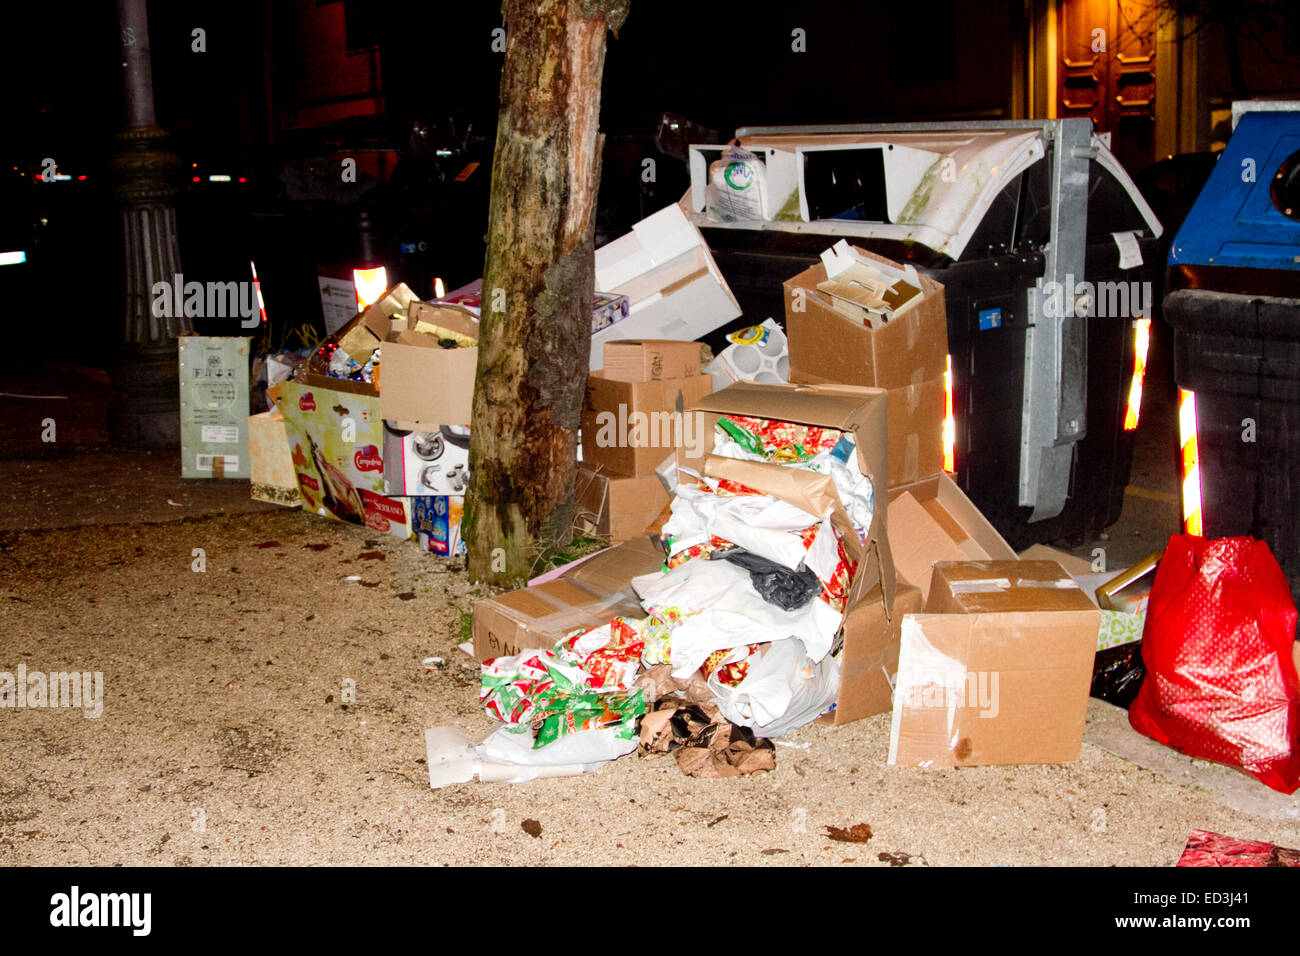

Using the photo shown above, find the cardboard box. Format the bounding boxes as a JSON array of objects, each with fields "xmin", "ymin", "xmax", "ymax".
[
  {"xmin": 179, "ymin": 336, "xmax": 251, "ymax": 479},
  {"xmin": 887, "ymin": 474, "xmax": 1017, "ymax": 602},
  {"xmin": 410, "ymin": 496, "xmax": 466, "ymax": 556},
  {"xmin": 591, "ymin": 204, "xmax": 741, "ymax": 371},
  {"xmin": 681, "ymin": 382, "xmax": 897, "ymax": 614},
  {"xmin": 575, "ymin": 468, "xmax": 671, "ymax": 542},
  {"xmin": 888, "ymin": 559, "xmax": 1101, "ymax": 768},
  {"xmin": 602, "ymin": 340, "xmax": 713, "ymax": 383},
  {"xmin": 379, "ymin": 304, "xmax": 478, "ymax": 429},
  {"xmin": 382, "ymin": 425, "xmax": 471, "ymax": 496},
  {"xmin": 885, "ymin": 376, "xmax": 946, "ymax": 487},
  {"xmin": 784, "ymin": 245, "xmax": 948, "ymax": 391},
  {"xmin": 248, "ymin": 408, "xmax": 302, "ymax": 507},
  {"xmin": 580, "ymin": 372, "xmax": 714, "ymax": 477},
  {"xmin": 819, "ymin": 579, "xmax": 924, "ymax": 725},
  {"xmin": 472, "ymin": 536, "xmax": 666, "ymax": 661},
  {"xmin": 275, "ymin": 380, "xmax": 413, "ymax": 538}
]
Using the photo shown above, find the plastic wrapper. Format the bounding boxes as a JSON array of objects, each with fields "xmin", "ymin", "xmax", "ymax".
[
  {"xmin": 1129, "ymin": 534, "xmax": 1300, "ymax": 794},
  {"xmin": 705, "ymin": 146, "xmax": 768, "ymax": 223}
]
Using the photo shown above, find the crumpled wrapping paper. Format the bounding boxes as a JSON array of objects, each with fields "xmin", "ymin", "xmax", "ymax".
[{"xmin": 637, "ymin": 699, "xmax": 775, "ymax": 778}]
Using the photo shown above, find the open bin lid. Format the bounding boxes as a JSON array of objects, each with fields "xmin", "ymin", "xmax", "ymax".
[{"xmin": 684, "ymin": 122, "xmax": 1160, "ymax": 261}]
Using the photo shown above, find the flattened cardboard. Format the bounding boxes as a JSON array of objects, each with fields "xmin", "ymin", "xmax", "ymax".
[
  {"xmin": 575, "ymin": 468, "xmax": 671, "ymax": 542},
  {"xmin": 602, "ymin": 340, "xmax": 713, "ymax": 382},
  {"xmin": 784, "ymin": 246, "xmax": 948, "ymax": 391},
  {"xmin": 580, "ymin": 372, "xmax": 714, "ymax": 477},
  {"xmin": 820, "ymin": 580, "xmax": 924, "ymax": 725},
  {"xmin": 248, "ymin": 408, "xmax": 302, "ymax": 507},
  {"xmin": 471, "ymin": 536, "xmax": 665, "ymax": 661},
  {"xmin": 889, "ymin": 559, "xmax": 1100, "ymax": 768},
  {"xmin": 887, "ymin": 473, "xmax": 1016, "ymax": 599}
]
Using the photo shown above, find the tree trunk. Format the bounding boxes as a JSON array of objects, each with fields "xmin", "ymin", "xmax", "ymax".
[{"xmin": 464, "ymin": 0, "xmax": 629, "ymax": 586}]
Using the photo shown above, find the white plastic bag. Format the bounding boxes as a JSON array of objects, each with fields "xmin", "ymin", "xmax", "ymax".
[
  {"xmin": 632, "ymin": 559, "xmax": 841, "ymax": 676},
  {"xmin": 709, "ymin": 640, "xmax": 840, "ymax": 738}
]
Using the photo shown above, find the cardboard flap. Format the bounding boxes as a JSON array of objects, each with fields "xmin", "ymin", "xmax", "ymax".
[
  {"xmin": 568, "ymin": 535, "xmax": 664, "ymax": 593},
  {"xmin": 407, "ymin": 302, "xmax": 481, "ymax": 341},
  {"xmin": 927, "ymin": 560, "xmax": 1097, "ymax": 614},
  {"xmin": 702, "ymin": 455, "xmax": 863, "ymax": 564}
]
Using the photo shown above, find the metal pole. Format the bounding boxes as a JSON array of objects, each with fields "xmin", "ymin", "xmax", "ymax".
[{"xmin": 112, "ymin": 0, "xmax": 190, "ymax": 448}]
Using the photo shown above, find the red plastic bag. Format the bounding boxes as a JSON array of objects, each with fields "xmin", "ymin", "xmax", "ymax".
[{"xmin": 1129, "ymin": 534, "xmax": 1300, "ymax": 794}]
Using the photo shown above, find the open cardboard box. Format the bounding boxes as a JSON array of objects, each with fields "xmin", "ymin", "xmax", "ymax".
[
  {"xmin": 679, "ymin": 382, "xmax": 905, "ymax": 724},
  {"xmin": 887, "ymin": 473, "xmax": 1018, "ymax": 602},
  {"xmin": 379, "ymin": 303, "xmax": 478, "ymax": 430},
  {"xmin": 785, "ymin": 245, "xmax": 948, "ymax": 391},
  {"xmin": 786, "ymin": 245, "xmax": 948, "ymax": 487},
  {"xmin": 590, "ymin": 204, "xmax": 740, "ymax": 371},
  {"xmin": 888, "ymin": 559, "xmax": 1100, "ymax": 768}
]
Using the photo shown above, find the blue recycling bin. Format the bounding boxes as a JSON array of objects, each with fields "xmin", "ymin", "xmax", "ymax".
[{"xmin": 1165, "ymin": 107, "xmax": 1300, "ymax": 602}]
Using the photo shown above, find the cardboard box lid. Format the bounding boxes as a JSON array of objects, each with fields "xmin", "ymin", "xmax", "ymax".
[
  {"xmin": 926, "ymin": 560, "xmax": 1099, "ymax": 615},
  {"xmin": 472, "ymin": 536, "xmax": 665, "ymax": 660},
  {"xmin": 405, "ymin": 302, "xmax": 481, "ymax": 342},
  {"xmin": 684, "ymin": 381, "xmax": 895, "ymax": 614},
  {"xmin": 886, "ymin": 474, "xmax": 1016, "ymax": 596}
]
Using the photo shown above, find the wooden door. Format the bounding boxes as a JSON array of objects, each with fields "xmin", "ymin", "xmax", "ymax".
[{"xmin": 1057, "ymin": 0, "xmax": 1158, "ymax": 172}]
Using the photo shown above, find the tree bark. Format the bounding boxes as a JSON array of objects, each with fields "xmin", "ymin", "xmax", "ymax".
[{"xmin": 464, "ymin": 0, "xmax": 628, "ymax": 586}]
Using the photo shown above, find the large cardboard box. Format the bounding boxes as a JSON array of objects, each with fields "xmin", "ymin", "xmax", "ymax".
[
  {"xmin": 580, "ymin": 372, "xmax": 714, "ymax": 477},
  {"xmin": 888, "ymin": 560, "xmax": 1101, "ymax": 768},
  {"xmin": 591, "ymin": 204, "xmax": 741, "ymax": 371},
  {"xmin": 602, "ymin": 340, "xmax": 713, "ymax": 383},
  {"xmin": 378, "ymin": 303, "xmax": 478, "ymax": 429},
  {"xmin": 275, "ymin": 379, "xmax": 413, "ymax": 538},
  {"xmin": 575, "ymin": 468, "xmax": 670, "ymax": 542},
  {"xmin": 887, "ymin": 474, "xmax": 1017, "ymax": 602},
  {"xmin": 784, "ymin": 246, "xmax": 948, "ymax": 391},
  {"xmin": 472, "ymin": 536, "xmax": 667, "ymax": 661}
]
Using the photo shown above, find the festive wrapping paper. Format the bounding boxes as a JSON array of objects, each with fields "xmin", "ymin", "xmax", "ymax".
[{"xmin": 1096, "ymin": 609, "xmax": 1144, "ymax": 650}]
